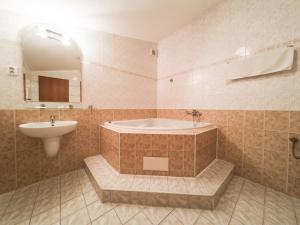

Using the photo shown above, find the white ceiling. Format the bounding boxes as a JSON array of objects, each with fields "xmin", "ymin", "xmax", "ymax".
[{"xmin": 0, "ymin": 0, "xmax": 222, "ymax": 42}]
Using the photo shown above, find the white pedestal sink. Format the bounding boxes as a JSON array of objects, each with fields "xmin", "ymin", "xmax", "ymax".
[{"xmin": 19, "ymin": 121, "xmax": 77, "ymax": 157}]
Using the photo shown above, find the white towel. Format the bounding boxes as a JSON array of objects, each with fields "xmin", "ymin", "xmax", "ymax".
[{"xmin": 227, "ymin": 46, "xmax": 294, "ymax": 80}]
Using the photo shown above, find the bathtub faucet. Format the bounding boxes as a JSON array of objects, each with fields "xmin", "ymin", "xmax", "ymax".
[{"xmin": 186, "ymin": 110, "xmax": 202, "ymax": 122}]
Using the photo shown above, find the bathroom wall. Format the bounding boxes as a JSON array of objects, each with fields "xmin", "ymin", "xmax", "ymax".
[
  {"xmin": 0, "ymin": 109, "xmax": 156, "ymax": 194},
  {"xmin": 0, "ymin": 10, "xmax": 157, "ymax": 109},
  {"xmin": 157, "ymin": 110, "xmax": 300, "ymax": 198},
  {"xmin": 0, "ymin": 10, "xmax": 157, "ymax": 194},
  {"xmin": 156, "ymin": 0, "xmax": 300, "ymax": 198},
  {"xmin": 157, "ymin": 0, "xmax": 300, "ymax": 110}
]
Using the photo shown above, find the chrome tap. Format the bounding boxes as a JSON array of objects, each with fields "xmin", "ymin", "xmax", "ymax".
[
  {"xmin": 50, "ymin": 115, "xmax": 56, "ymax": 126},
  {"xmin": 186, "ymin": 110, "xmax": 202, "ymax": 122}
]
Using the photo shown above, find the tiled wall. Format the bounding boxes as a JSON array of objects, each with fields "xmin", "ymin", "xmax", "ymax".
[
  {"xmin": 157, "ymin": 109, "xmax": 300, "ymax": 198},
  {"xmin": 100, "ymin": 127, "xmax": 217, "ymax": 177},
  {"xmin": 0, "ymin": 109, "xmax": 156, "ymax": 194},
  {"xmin": 157, "ymin": 0, "xmax": 300, "ymax": 110},
  {"xmin": 100, "ymin": 127, "xmax": 120, "ymax": 171},
  {"xmin": 0, "ymin": 10, "xmax": 157, "ymax": 109},
  {"xmin": 196, "ymin": 129, "xmax": 217, "ymax": 175}
]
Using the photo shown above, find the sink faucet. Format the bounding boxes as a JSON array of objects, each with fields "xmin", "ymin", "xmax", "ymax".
[
  {"xmin": 50, "ymin": 115, "xmax": 56, "ymax": 126},
  {"xmin": 186, "ymin": 110, "xmax": 202, "ymax": 122}
]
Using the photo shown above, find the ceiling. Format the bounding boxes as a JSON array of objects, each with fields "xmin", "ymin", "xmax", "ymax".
[{"xmin": 0, "ymin": 0, "xmax": 222, "ymax": 42}]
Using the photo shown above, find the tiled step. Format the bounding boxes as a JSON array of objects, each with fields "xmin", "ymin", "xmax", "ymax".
[{"xmin": 84, "ymin": 155, "xmax": 234, "ymax": 209}]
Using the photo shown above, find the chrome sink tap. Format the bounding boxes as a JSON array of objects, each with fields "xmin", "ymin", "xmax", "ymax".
[
  {"xmin": 186, "ymin": 110, "xmax": 202, "ymax": 122},
  {"xmin": 50, "ymin": 115, "xmax": 56, "ymax": 126}
]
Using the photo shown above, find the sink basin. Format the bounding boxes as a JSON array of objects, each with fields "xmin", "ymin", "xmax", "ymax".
[
  {"xmin": 19, "ymin": 121, "xmax": 77, "ymax": 138},
  {"xmin": 19, "ymin": 121, "xmax": 77, "ymax": 157}
]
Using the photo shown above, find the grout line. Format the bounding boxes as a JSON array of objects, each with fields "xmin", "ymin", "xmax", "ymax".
[
  {"xmin": 286, "ymin": 111, "xmax": 291, "ymax": 193},
  {"xmin": 13, "ymin": 110, "xmax": 18, "ymax": 191},
  {"xmin": 291, "ymin": 198, "xmax": 300, "ymax": 225},
  {"xmin": 227, "ymin": 179, "xmax": 245, "ymax": 224},
  {"xmin": 113, "ymin": 208, "xmax": 124, "ymax": 224},
  {"xmin": 81, "ymin": 61, "xmax": 157, "ymax": 81},
  {"xmin": 28, "ymin": 182, "xmax": 41, "ymax": 225},
  {"xmin": 157, "ymin": 208, "xmax": 176, "ymax": 225},
  {"xmin": 261, "ymin": 184, "xmax": 266, "ymax": 225},
  {"xmin": 59, "ymin": 173, "xmax": 62, "ymax": 225}
]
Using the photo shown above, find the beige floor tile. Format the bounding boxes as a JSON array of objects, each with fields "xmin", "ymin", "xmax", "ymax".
[
  {"xmin": 229, "ymin": 195, "xmax": 264, "ymax": 225},
  {"xmin": 78, "ymin": 169, "xmax": 88, "ymax": 179},
  {"xmin": 92, "ymin": 209, "xmax": 122, "ymax": 225},
  {"xmin": 172, "ymin": 208, "xmax": 201, "ymax": 225},
  {"xmin": 16, "ymin": 220, "xmax": 30, "ymax": 225},
  {"xmin": 160, "ymin": 214, "xmax": 183, "ymax": 225},
  {"xmin": 87, "ymin": 200, "xmax": 116, "ymax": 221},
  {"xmin": 292, "ymin": 197, "xmax": 300, "ymax": 224},
  {"xmin": 30, "ymin": 206, "xmax": 60, "ymax": 225},
  {"xmin": 142, "ymin": 206, "xmax": 173, "ymax": 225},
  {"xmin": 33, "ymin": 194, "xmax": 60, "ymax": 215},
  {"xmin": 223, "ymin": 177, "xmax": 244, "ymax": 202},
  {"xmin": 38, "ymin": 177, "xmax": 60, "ymax": 190},
  {"xmin": 0, "ymin": 204, "xmax": 7, "ymax": 216},
  {"xmin": 80, "ymin": 180, "xmax": 94, "ymax": 193},
  {"xmin": 125, "ymin": 212, "xmax": 152, "ymax": 225},
  {"xmin": 0, "ymin": 206, "xmax": 33, "ymax": 225},
  {"xmin": 12, "ymin": 183, "xmax": 39, "ymax": 200},
  {"xmin": 6, "ymin": 195, "xmax": 36, "ymax": 213},
  {"xmin": 36, "ymin": 186, "xmax": 60, "ymax": 201},
  {"xmin": 264, "ymin": 205, "xmax": 297, "ymax": 225},
  {"xmin": 265, "ymin": 188, "xmax": 294, "ymax": 211},
  {"xmin": 0, "ymin": 191, "xmax": 14, "ymax": 205},
  {"xmin": 240, "ymin": 180, "xmax": 265, "ymax": 204},
  {"xmin": 199, "ymin": 197, "xmax": 235, "ymax": 225},
  {"xmin": 194, "ymin": 216, "xmax": 215, "ymax": 225},
  {"xmin": 61, "ymin": 185, "xmax": 82, "ymax": 203},
  {"xmin": 1, "ymin": 162, "xmax": 299, "ymax": 225},
  {"xmin": 84, "ymin": 189, "xmax": 99, "ymax": 205},
  {"xmin": 61, "ymin": 208, "xmax": 91, "ymax": 225},
  {"xmin": 114, "ymin": 204, "xmax": 144, "ymax": 224},
  {"xmin": 61, "ymin": 195, "xmax": 86, "ymax": 218}
]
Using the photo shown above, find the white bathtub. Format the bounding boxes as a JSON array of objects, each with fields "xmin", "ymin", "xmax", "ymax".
[{"xmin": 104, "ymin": 118, "xmax": 212, "ymax": 131}]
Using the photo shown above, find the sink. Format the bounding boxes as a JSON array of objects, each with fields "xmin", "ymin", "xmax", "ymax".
[{"xmin": 19, "ymin": 121, "xmax": 77, "ymax": 157}]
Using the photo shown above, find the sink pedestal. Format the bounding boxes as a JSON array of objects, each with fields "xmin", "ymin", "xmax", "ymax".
[
  {"xmin": 19, "ymin": 121, "xmax": 77, "ymax": 157},
  {"xmin": 42, "ymin": 137, "xmax": 62, "ymax": 157}
]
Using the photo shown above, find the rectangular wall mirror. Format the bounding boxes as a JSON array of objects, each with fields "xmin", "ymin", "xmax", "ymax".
[{"xmin": 21, "ymin": 24, "xmax": 82, "ymax": 103}]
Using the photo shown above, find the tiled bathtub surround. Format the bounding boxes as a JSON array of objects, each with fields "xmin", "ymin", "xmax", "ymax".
[
  {"xmin": 157, "ymin": 109, "xmax": 300, "ymax": 198},
  {"xmin": 0, "ymin": 109, "xmax": 156, "ymax": 194},
  {"xmin": 100, "ymin": 127, "xmax": 217, "ymax": 177}
]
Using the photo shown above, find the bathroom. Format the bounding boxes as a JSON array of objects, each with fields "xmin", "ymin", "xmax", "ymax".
[{"xmin": 0, "ymin": 0, "xmax": 299, "ymax": 224}]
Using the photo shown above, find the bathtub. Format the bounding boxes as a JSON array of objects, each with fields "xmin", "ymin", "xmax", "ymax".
[
  {"xmin": 104, "ymin": 118, "xmax": 212, "ymax": 132},
  {"xmin": 100, "ymin": 118, "xmax": 217, "ymax": 177}
]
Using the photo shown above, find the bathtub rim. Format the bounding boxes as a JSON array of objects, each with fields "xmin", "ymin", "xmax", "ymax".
[{"xmin": 101, "ymin": 118, "xmax": 217, "ymax": 135}]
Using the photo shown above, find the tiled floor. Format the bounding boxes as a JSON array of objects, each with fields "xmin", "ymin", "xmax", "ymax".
[{"xmin": 0, "ymin": 169, "xmax": 299, "ymax": 225}]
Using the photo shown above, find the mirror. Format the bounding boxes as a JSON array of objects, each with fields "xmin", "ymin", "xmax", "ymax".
[{"xmin": 21, "ymin": 24, "xmax": 82, "ymax": 103}]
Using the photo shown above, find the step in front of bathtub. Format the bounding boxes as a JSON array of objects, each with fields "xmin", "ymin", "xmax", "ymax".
[{"xmin": 84, "ymin": 155, "xmax": 234, "ymax": 209}]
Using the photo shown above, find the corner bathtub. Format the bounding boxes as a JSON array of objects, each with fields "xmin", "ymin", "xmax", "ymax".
[
  {"xmin": 101, "ymin": 118, "xmax": 217, "ymax": 177},
  {"xmin": 104, "ymin": 118, "xmax": 213, "ymax": 133}
]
